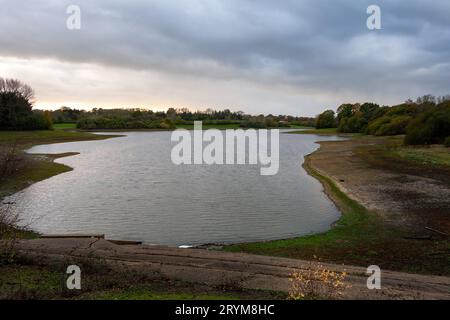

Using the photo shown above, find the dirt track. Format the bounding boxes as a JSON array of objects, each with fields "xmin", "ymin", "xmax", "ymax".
[{"xmin": 16, "ymin": 238, "xmax": 450, "ymax": 300}]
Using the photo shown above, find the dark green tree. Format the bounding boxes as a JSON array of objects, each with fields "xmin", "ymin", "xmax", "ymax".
[{"xmin": 315, "ymin": 110, "xmax": 336, "ymax": 129}]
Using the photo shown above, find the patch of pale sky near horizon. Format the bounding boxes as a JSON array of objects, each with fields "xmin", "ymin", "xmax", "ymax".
[
  {"xmin": 0, "ymin": 56, "xmax": 412, "ymax": 116},
  {"xmin": 0, "ymin": 56, "xmax": 352, "ymax": 116}
]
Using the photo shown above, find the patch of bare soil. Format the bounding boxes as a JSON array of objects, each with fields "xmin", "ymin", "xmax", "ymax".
[{"xmin": 310, "ymin": 137, "xmax": 450, "ymax": 235}]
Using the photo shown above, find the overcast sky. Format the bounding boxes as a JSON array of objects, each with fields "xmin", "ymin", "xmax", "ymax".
[{"xmin": 1, "ymin": 0, "xmax": 449, "ymax": 116}]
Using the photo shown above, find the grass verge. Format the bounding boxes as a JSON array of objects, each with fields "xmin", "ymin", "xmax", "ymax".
[{"xmin": 0, "ymin": 263, "xmax": 284, "ymax": 300}]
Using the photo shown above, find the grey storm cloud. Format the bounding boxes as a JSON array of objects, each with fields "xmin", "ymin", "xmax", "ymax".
[{"xmin": 1, "ymin": 0, "xmax": 450, "ymax": 113}]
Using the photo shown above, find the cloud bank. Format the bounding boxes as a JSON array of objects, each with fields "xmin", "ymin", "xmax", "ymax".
[{"xmin": 1, "ymin": 0, "xmax": 449, "ymax": 115}]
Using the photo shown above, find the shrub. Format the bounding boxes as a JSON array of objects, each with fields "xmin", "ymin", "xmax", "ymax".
[
  {"xmin": 15, "ymin": 113, "xmax": 51, "ymax": 130},
  {"xmin": 289, "ymin": 258, "xmax": 349, "ymax": 300},
  {"xmin": 338, "ymin": 114, "xmax": 366, "ymax": 133},
  {"xmin": 365, "ymin": 115, "xmax": 412, "ymax": 136},
  {"xmin": 405, "ymin": 102, "xmax": 450, "ymax": 145},
  {"xmin": 366, "ymin": 116, "xmax": 390, "ymax": 135},
  {"xmin": 376, "ymin": 115, "xmax": 412, "ymax": 136}
]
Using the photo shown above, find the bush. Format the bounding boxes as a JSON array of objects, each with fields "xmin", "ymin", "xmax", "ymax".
[
  {"xmin": 14, "ymin": 113, "xmax": 51, "ymax": 130},
  {"xmin": 77, "ymin": 116, "xmax": 176, "ymax": 130},
  {"xmin": 365, "ymin": 115, "xmax": 412, "ymax": 136},
  {"xmin": 376, "ymin": 116, "xmax": 412, "ymax": 136},
  {"xmin": 338, "ymin": 114, "xmax": 366, "ymax": 133},
  {"xmin": 404, "ymin": 102, "xmax": 450, "ymax": 145},
  {"xmin": 366, "ymin": 116, "xmax": 390, "ymax": 135}
]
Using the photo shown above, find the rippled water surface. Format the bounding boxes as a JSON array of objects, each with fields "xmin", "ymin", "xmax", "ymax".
[{"xmin": 7, "ymin": 131, "xmax": 343, "ymax": 246}]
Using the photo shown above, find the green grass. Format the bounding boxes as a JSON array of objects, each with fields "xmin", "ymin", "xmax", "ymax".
[
  {"xmin": 89, "ymin": 285, "xmax": 239, "ymax": 300},
  {"xmin": 175, "ymin": 124, "xmax": 309, "ymax": 130},
  {"xmin": 0, "ymin": 264, "xmax": 280, "ymax": 300},
  {"xmin": 175, "ymin": 123, "xmax": 241, "ymax": 130},
  {"xmin": 53, "ymin": 123, "xmax": 77, "ymax": 130},
  {"xmin": 288, "ymin": 125, "xmax": 313, "ymax": 129},
  {"xmin": 0, "ymin": 265, "xmax": 62, "ymax": 299},
  {"xmin": 389, "ymin": 146, "xmax": 450, "ymax": 167},
  {"xmin": 353, "ymin": 136, "xmax": 450, "ymax": 174}
]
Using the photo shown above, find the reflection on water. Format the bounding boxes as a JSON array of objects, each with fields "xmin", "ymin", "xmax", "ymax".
[{"xmin": 6, "ymin": 131, "xmax": 343, "ymax": 246}]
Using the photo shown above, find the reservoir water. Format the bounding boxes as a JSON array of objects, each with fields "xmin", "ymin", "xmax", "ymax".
[{"xmin": 6, "ymin": 131, "xmax": 343, "ymax": 246}]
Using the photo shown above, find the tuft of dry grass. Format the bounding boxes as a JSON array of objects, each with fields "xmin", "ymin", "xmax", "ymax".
[{"xmin": 289, "ymin": 257, "xmax": 350, "ymax": 300}]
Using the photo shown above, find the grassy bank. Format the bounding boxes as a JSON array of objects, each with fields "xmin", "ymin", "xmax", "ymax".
[
  {"xmin": 52, "ymin": 123, "xmax": 77, "ymax": 130},
  {"xmin": 0, "ymin": 130, "xmax": 120, "ymax": 150}
]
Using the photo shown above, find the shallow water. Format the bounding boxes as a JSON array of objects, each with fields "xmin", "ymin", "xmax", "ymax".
[{"xmin": 6, "ymin": 131, "xmax": 343, "ymax": 246}]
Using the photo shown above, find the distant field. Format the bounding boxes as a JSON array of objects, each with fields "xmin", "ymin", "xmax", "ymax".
[
  {"xmin": 175, "ymin": 123, "xmax": 241, "ymax": 130},
  {"xmin": 53, "ymin": 123, "xmax": 77, "ymax": 130},
  {"xmin": 176, "ymin": 124, "xmax": 310, "ymax": 130}
]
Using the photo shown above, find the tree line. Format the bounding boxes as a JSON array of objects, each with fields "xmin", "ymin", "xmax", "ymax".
[
  {"xmin": 51, "ymin": 107, "xmax": 316, "ymax": 130},
  {"xmin": 2, "ymin": 77, "xmax": 449, "ymax": 146},
  {"xmin": 315, "ymin": 95, "xmax": 450, "ymax": 146},
  {"xmin": 0, "ymin": 78, "xmax": 315, "ymax": 130}
]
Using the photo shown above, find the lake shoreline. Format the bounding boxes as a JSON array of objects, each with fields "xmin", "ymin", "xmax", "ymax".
[
  {"xmin": 223, "ymin": 135, "xmax": 450, "ymax": 276},
  {"xmin": 3, "ymin": 131, "xmax": 449, "ymax": 277},
  {"xmin": 0, "ymin": 130, "xmax": 122, "ymax": 238}
]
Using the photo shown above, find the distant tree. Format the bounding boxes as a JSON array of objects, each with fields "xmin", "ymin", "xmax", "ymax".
[
  {"xmin": 336, "ymin": 104, "xmax": 357, "ymax": 121},
  {"xmin": 416, "ymin": 94, "xmax": 436, "ymax": 105},
  {"xmin": 166, "ymin": 108, "xmax": 178, "ymax": 121},
  {"xmin": 437, "ymin": 95, "xmax": 450, "ymax": 104},
  {"xmin": 315, "ymin": 110, "xmax": 336, "ymax": 129}
]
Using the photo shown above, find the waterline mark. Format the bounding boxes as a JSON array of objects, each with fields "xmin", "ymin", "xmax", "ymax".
[{"xmin": 171, "ymin": 121, "xmax": 279, "ymax": 176}]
